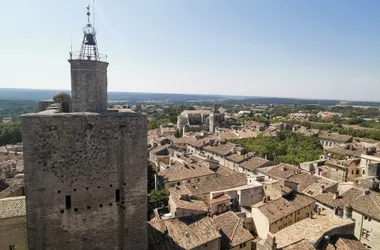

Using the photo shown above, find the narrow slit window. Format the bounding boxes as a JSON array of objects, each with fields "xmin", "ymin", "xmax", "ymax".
[
  {"xmin": 115, "ymin": 189, "xmax": 121, "ymax": 203},
  {"xmin": 66, "ymin": 195, "xmax": 71, "ymax": 210}
]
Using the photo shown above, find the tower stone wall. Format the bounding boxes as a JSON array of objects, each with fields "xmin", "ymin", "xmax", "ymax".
[
  {"xmin": 69, "ymin": 60, "xmax": 108, "ymax": 113},
  {"xmin": 21, "ymin": 112, "xmax": 147, "ymax": 250}
]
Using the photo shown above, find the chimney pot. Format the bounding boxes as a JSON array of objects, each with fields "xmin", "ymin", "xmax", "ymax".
[{"xmin": 333, "ymin": 191, "xmax": 339, "ymax": 199}]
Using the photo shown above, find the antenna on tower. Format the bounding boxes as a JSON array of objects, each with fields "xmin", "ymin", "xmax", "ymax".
[
  {"xmin": 93, "ymin": 0, "xmax": 95, "ymax": 27},
  {"xmin": 69, "ymin": 37, "xmax": 73, "ymax": 59},
  {"xmin": 86, "ymin": 5, "xmax": 91, "ymax": 25}
]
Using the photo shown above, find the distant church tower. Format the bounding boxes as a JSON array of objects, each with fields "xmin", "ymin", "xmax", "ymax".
[{"xmin": 21, "ymin": 6, "xmax": 147, "ymax": 250}]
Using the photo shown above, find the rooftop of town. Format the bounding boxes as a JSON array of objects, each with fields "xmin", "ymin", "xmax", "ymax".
[{"xmin": 274, "ymin": 209, "xmax": 354, "ymax": 248}]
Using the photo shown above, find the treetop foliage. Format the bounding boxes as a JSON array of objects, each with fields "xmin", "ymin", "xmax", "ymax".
[
  {"xmin": 231, "ymin": 131, "xmax": 323, "ymax": 165},
  {"xmin": 0, "ymin": 120, "xmax": 22, "ymax": 146}
]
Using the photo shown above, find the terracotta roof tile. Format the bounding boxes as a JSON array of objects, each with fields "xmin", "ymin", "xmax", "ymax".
[
  {"xmin": 150, "ymin": 145, "xmax": 170, "ymax": 155},
  {"xmin": 235, "ymin": 129, "xmax": 258, "ymax": 139},
  {"xmin": 266, "ymin": 164, "xmax": 299, "ymax": 180},
  {"xmin": 282, "ymin": 239, "xmax": 314, "ymax": 250},
  {"xmin": 186, "ymin": 170, "xmax": 246, "ymax": 197},
  {"xmin": 318, "ymin": 131, "xmax": 352, "ymax": 143},
  {"xmin": 0, "ymin": 196, "xmax": 25, "ymax": 219},
  {"xmin": 334, "ymin": 235, "xmax": 366, "ymax": 250},
  {"xmin": 169, "ymin": 186, "xmax": 208, "ymax": 212},
  {"xmin": 274, "ymin": 210, "xmax": 353, "ymax": 249},
  {"xmin": 149, "ymin": 216, "xmax": 220, "ymax": 249},
  {"xmin": 209, "ymin": 194, "xmax": 230, "ymax": 205},
  {"xmin": 315, "ymin": 187, "xmax": 380, "ymax": 221},
  {"xmin": 157, "ymin": 162, "xmax": 215, "ymax": 182},
  {"xmin": 240, "ymin": 157, "xmax": 277, "ymax": 171},
  {"xmin": 287, "ymin": 173, "xmax": 320, "ymax": 192},
  {"xmin": 204, "ymin": 142, "xmax": 237, "ymax": 156},
  {"xmin": 314, "ymin": 187, "xmax": 364, "ymax": 209},
  {"xmin": 350, "ymin": 189, "xmax": 380, "ymax": 220},
  {"xmin": 213, "ymin": 211, "xmax": 253, "ymax": 247},
  {"xmin": 325, "ymin": 147, "xmax": 363, "ymax": 158},
  {"xmin": 219, "ymin": 131, "xmax": 239, "ymax": 140},
  {"xmin": 181, "ymin": 110, "xmax": 212, "ymax": 115},
  {"xmin": 256, "ymin": 193, "xmax": 315, "ymax": 223},
  {"xmin": 244, "ymin": 121, "xmax": 266, "ymax": 128},
  {"xmin": 226, "ymin": 154, "xmax": 249, "ymax": 163}
]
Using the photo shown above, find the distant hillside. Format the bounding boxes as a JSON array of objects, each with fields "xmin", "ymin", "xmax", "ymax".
[
  {"xmin": 0, "ymin": 88, "xmax": 226, "ymax": 103},
  {"xmin": 0, "ymin": 88, "xmax": 379, "ymax": 106},
  {"xmin": 222, "ymin": 97, "xmax": 341, "ymax": 106}
]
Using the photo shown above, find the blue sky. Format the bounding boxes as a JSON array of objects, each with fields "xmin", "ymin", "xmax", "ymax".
[{"xmin": 1, "ymin": 0, "xmax": 379, "ymax": 101}]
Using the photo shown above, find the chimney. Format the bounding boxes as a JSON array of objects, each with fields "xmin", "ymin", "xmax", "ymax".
[
  {"xmin": 266, "ymin": 233, "xmax": 277, "ymax": 250},
  {"xmin": 317, "ymin": 207, "xmax": 322, "ymax": 215},
  {"xmin": 324, "ymin": 235, "xmax": 330, "ymax": 245},
  {"xmin": 364, "ymin": 189, "xmax": 370, "ymax": 196},
  {"xmin": 180, "ymin": 194, "xmax": 191, "ymax": 201},
  {"xmin": 371, "ymin": 178, "xmax": 379, "ymax": 191},
  {"xmin": 263, "ymin": 197, "xmax": 267, "ymax": 203},
  {"xmin": 320, "ymin": 185, "xmax": 326, "ymax": 194},
  {"xmin": 333, "ymin": 191, "xmax": 339, "ymax": 199},
  {"xmin": 231, "ymin": 147, "xmax": 237, "ymax": 154},
  {"xmin": 327, "ymin": 153, "xmax": 331, "ymax": 160},
  {"xmin": 343, "ymin": 204, "xmax": 352, "ymax": 219}
]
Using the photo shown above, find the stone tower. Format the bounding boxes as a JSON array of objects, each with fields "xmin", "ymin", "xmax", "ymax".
[
  {"xmin": 20, "ymin": 6, "xmax": 147, "ymax": 250},
  {"xmin": 209, "ymin": 103, "xmax": 217, "ymax": 133},
  {"xmin": 69, "ymin": 5, "xmax": 108, "ymax": 113}
]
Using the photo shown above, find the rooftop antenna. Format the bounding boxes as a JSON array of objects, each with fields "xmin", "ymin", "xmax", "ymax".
[
  {"xmin": 69, "ymin": 37, "xmax": 73, "ymax": 59},
  {"xmin": 93, "ymin": 0, "xmax": 95, "ymax": 28},
  {"xmin": 86, "ymin": 5, "xmax": 91, "ymax": 25}
]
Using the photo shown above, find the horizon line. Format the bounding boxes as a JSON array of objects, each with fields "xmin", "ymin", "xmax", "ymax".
[{"xmin": 0, "ymin": 87, "xmax": 378, "ymax": 103}]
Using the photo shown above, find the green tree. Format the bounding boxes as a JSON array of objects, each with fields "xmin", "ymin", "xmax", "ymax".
[
  {"xmin": 0, "ymin": 120, "xmax": 22, "ymax": 145},
  {"xmin": 148, "ymin": 189, "xmax": 168, "ymax": 217},
  {"xmin": 231, "ymin": 131, "xmax": 323, "ymax": 165}
]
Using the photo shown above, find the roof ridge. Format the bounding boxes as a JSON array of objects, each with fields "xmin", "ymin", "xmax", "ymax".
[
  {"xmin": 339, "ymin": 237, "xmax": 350, "ymax": 250},
  {"xmin": 230, "ymin": 217, "xmax": 241, "ymax": 242},
  {"xmin": 369, "ymin": 193, "xmax": 380, "ymax": 211}
]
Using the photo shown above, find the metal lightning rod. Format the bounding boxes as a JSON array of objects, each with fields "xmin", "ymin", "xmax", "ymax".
[{"xmin": 93, "ymin": 0, "xmax": 95, "ymax": 27}]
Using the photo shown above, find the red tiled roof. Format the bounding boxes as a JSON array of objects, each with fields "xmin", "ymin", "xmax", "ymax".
[{"xmin": 209, "ymin": 194, "xmax": 230, "ymax": 205}]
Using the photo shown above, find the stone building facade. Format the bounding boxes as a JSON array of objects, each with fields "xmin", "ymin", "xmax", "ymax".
[
  {"xmin": 20, "ymin": 7, "xmax": 147, "ymax": 250},
  {"xmin": 0, "ymin": 196, "xmax": 28, "ymax": 250},
  {"xmin": 177, "ymin": 105, "xmax": 225, "ymax": 135}
]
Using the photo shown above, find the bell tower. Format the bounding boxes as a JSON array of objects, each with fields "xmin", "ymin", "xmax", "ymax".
[
  {"xmin": 22, "ymin": 5, "xmax": 148, "ymax": 250},
  {"xmin": 69, "ymin": 5, "xmax": 108, "ymax": 113}
]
